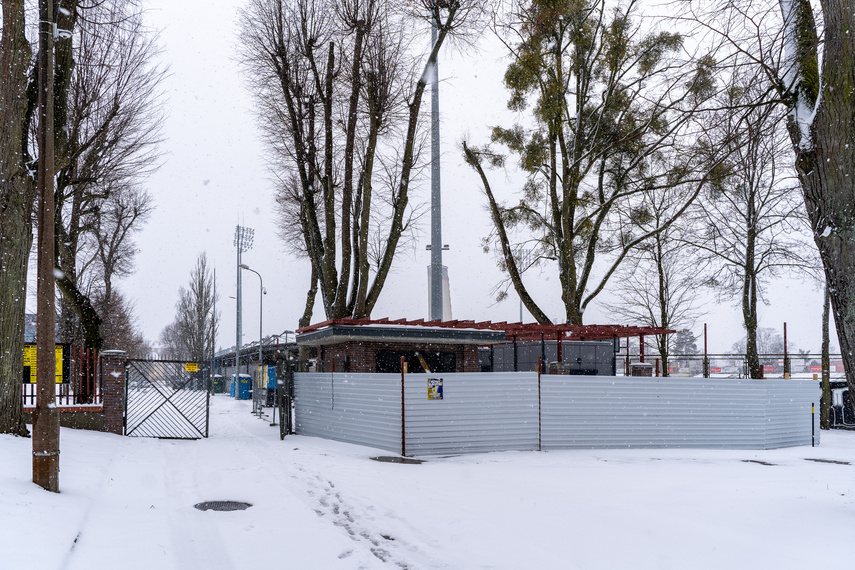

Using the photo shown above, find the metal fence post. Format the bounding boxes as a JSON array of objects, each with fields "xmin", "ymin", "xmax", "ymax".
[
  {"xmin": 538, "ymin": 355, "xmax": 542, "ymax": 451},
  {"xmin": 812, "ymin": 402, "xmax": 815, "ymax": 447}
]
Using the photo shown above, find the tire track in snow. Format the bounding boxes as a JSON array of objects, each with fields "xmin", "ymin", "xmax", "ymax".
[
  {"xmin": 163, "ymin": 441, "xmax": 236, "ymax": 570},
  {"xmin": 58, "ymin": 437, "xmax": 127, "ymax": 570}
]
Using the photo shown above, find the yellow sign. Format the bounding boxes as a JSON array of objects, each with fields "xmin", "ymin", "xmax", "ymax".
[
  {"xmin": 23, "ymin": 344, "xmax": 66, "ymax": 384},
  {"xmin": 185, "ymin": 362, "xmax": 199, "ymax": 372}
]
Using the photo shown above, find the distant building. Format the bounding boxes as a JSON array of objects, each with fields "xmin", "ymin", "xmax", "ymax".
[
  {"xmin": 24, "ymin": 313, "xmax": 66, "ymax": 344},
  {"xmin": 24, "ymin": 313, "xmax": 36, "ymax": 343}
]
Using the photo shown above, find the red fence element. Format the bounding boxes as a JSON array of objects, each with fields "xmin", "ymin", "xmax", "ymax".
[{"xmin": 23, "ymin": 347, "xmax": 102, "ymax": 409}]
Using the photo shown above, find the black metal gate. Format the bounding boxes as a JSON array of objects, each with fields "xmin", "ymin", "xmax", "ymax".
[{"xmin": 124, "ymin": 359, "xmax": 209, "ymax": 439}]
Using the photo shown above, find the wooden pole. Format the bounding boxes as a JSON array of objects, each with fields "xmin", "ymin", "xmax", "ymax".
[
  {"xmin": 400, "ymin": 356, "xmax": 406, "ymax": 457},
  {"xmin": 33, "ymin": 0, "xmax": 59, "ymax": 493}
]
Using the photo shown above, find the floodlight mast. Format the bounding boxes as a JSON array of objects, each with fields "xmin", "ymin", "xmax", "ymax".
[
  {"xmin": 429, "ymin": 16, "xmax": 443, "ymax": 321},
  {"xmin": 234, "ymin": 225, "xmax": 254, "ymax": 375}
]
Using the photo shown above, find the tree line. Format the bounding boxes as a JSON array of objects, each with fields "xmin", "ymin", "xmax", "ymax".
[{"xmin": 241, "ymin": 0, "xmax": 852, "ymax": 410}]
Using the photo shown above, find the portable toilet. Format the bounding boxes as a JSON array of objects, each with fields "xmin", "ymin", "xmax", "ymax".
[
  {"xmin": 237, "ymin": 373, "xmax": 252, "ymax": 400},
  {"xmin": 266, "ymin": 365, "xmax": 276, "ymax": 405},
  {"xmin": 212, "ymin": 375, "xmax": 225, "ymax": 394},
  {"xmin": 230, "ymin": 374, "xmax": 237, "ymax": 398},
  {"xmin": 257, "ymin": 365, "xmax": 277, "ymax": 406}
]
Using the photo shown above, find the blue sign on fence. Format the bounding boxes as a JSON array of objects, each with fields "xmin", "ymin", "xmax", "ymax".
[{"xmin": 427, "ymin": 378, "xmax": 443, "ymax": 400}]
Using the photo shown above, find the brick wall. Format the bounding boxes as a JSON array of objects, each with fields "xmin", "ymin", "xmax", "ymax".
[{"xmin": 101, "ymin": 351, "xmax": 127, "ymax": 434}]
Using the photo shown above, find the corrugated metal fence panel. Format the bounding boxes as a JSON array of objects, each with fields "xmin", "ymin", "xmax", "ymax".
[
  {"xmin": 541, "ymin": 376, "xmax": 820, "ymax": 450},
  {"xmin": 404, "ymin": 373, "xmax": 539, "ymax": 456},
  {"xmin": 293, "ymin": 372, "xmax": 819, "ymax": 455},
  {"xmin": 763, "ymin": 380, "xmax": 821, "ymax": 448},
  {"xmin": 293, "ymin": 372, "xmax": 402, "ymax": 454}
]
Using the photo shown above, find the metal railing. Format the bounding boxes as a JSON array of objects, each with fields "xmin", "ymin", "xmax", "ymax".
[
  {"xmin": 615, "ymin": 353, "xmax": 847, "ymax": 379},
  {"xmin": 22, "ymin": 347, "xmax": 102, "ymax": 408}
]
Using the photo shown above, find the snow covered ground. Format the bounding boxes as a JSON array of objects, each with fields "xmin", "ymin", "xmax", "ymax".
[{"xmin": 2, "ymin": 396, "xmax": 852, "ymax": 570}]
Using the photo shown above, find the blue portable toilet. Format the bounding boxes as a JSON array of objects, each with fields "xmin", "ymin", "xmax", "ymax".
[
  {"xmin": 266, "ymin": 365, "xmax": 277, "ymax": 390},
  {"xmin": 261, "ymin": 365, "xmax": 277, "ymax": 406},
  {"xmin": 237, "ymin": 373, "xmax": 252, "ymax": 400},
  {"xmin": 230, "ymin": 374, "xmax": 236, "ymax": 398}
]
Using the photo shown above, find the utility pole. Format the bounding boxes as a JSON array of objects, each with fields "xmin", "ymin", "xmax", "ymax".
[{"xmin": 33, "ymin": 0, "xmax": 60, "ymax": 492}]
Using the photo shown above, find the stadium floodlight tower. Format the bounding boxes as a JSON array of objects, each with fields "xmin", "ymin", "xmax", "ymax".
[
  {"xmin": 234, "ymin": 225, "xmax": 254, "ymax": 372},
  {"xmin": 427, "ymin": 9, "xmax": 450, "ymax": 321}
]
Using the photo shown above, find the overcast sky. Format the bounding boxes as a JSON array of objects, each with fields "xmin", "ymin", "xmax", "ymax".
[{"xmin": 41, "ymin": 0, "xmax": 829, "ymax": 355}]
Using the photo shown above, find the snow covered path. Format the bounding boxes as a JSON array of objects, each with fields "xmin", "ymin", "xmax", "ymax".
[{"xmin": 2, "ymin": 396, "xmax": 853, "ymax": 569}]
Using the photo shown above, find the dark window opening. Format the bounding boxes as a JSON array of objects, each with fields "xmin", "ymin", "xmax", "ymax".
[{"xmin": 375, "ymin": 349, "xmax": 456, "ymax": 373}]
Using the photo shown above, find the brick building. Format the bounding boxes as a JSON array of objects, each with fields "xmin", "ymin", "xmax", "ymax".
[
  {"xmin": 296, "ymin": 318, "xmax": 674, "ymax": 374},
  {"xmin": 296, "ymin": 319, "xmax": 506, "ymax": 373}
]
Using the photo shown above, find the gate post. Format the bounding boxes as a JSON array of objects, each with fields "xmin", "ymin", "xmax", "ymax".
[{"xmin": 101, "ymin": 350, "xmax": 127, "ymax": 435}]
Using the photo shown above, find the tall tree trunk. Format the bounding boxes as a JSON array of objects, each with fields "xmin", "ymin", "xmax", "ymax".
[
  {"xmin": 298, "ymin": 265, "xmax": 318, "ymax": 330},
  {"xmin": 743, "ymin": 268, "xmax": 762, "ymax": 378},
  {"xmin": 0, "ymin": 0, "xmax": 34, "ymax": 436},
  {"xmin": 742, "ymin": 187, "xmax": 762, "ymax": 379},
  {"xmin": 0, "ymin": 207, "xmax": 33, "ymax": 436},
  {"xmin": 656, "ymin": 237, "xmax": 670, "ymax": 376},
  {"xmin": 782, "ymin": 0, "xmax": 855, "ymax": 415}
]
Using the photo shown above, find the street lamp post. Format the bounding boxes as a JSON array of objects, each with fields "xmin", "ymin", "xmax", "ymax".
[{"xmin": 239, "ymin": 263, "xmax": 265, "ymax": 365}]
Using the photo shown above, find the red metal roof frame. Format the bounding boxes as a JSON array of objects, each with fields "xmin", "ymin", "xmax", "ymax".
[{"xmin": 296, "ymin": 318, "xmax": 675, "ymax": 341}]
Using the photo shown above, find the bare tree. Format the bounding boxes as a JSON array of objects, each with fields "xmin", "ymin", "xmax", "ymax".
[
  {"xmin": 688, "ymin": 72, "xmax": 813, "ymax": 378},
  {"xmin": 94, "ymin": 289, "xmax": 149, "ymax": 358},
  {"xmin": 731, "ymin": 327, "xmax": 790, "ymax": 356},
  {"xmin": 52, "ymin": 1, "xmax": 165, "ymax": 351},
  {"xmin": 82, "ymin": 185, "xmax": 154, "ymax": 332},
  {"xmin": 463, "ymin": 0, "xmax": 727, "ymax": 325},
  {"xmin": 163, "ymin": 254, "xmax": 219, "ymax": 364},
  {"xmin": 679, "ymin": 0, "xmax": 855, "ymax": 426},
  {"xmin": 239, "ymin": 0, "xmax": 485, "ymax": 322},
  {"xmin": 605, "ymin": 187, "xmax": 703, "ymax": 376},
  {"xmin": 0, "ymin": 0, "xmax": 35, "ymax": 436},
  {"xmin": 0, "ymin": 0, "xmax": 163, "ymax": 432},
  {"xmin": 158, "ymin": 322, "xmax": 183, "ymax": 361}
]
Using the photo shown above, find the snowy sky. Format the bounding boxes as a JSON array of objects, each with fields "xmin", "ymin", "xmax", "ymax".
[{"xmin": 39, "ymin": 0, "xmax": 829, "ymax": 354}]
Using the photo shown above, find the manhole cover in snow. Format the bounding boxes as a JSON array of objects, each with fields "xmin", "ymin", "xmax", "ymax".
[
  {"xmin": 194, "ymin": 501, "xmax": 252, "ymax": 512},
  {"xmin": 370, "ymin": 456, "xmax": 424, "ymax": 464}
]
